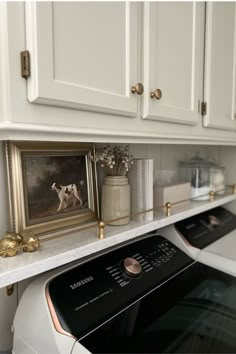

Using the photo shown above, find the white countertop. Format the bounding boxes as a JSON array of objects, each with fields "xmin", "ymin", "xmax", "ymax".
[{"xmin": 0, "ymin": 192, "xmax": 236, "ymax": 288}]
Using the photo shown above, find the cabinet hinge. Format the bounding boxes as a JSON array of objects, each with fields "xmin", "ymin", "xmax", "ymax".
[
  {"xmin": 201, "ymin": 102, "xmax": 207, "ymax": 116},
  {"xmin": 20, "ymin": 50, "xmax": 30, "ymax": 79}
]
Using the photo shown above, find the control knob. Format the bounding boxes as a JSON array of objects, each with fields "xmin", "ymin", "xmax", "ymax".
[{"xmin": 123, "ymin": 257, "xmax": 142, "ymax": 277}]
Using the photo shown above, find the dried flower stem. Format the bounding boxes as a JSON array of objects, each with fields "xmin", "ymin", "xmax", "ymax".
[{"xmin": 90, "ymin": 145, "xmax": 134, "ymax": 176}]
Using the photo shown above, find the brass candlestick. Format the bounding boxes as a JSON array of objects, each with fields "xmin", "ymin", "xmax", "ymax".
[
  {"xmin": 98, "ymin": 220, "xmax": 105, "ymax": 240},
  {"xmin": 209, "ymin": 191, "xmax": 215, "ymax": 202},
  {"xmin": 165, "ymin": 202, "xmax": 172, "ymax": 217}
]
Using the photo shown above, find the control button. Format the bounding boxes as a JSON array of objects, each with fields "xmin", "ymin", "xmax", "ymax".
[{"xmin": 123, "ymin": 257, "xmax": 142, "ymax": 277}]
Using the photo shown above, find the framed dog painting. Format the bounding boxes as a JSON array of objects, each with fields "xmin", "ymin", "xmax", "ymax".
[{"xmin": 5, "ymin": 141, "xmax": 99, "ymax": 237}]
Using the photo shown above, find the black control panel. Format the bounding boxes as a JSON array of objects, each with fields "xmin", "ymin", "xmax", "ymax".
[
  {"xmin": 48, "ymin": 235, "xmax": 193, "ymax": 339},
  {"xmin": 106, "ymin": 239, "xmax": 178, "ymax": 288},
  {"xmin": 175, "ymin": 207, "xmax": 236, "ymax": 249}
]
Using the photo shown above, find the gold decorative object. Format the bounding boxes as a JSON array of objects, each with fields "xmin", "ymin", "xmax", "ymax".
[
  {"xmin": 6, "ymin": 284, "xmax": 14, "ymax": 296},
  {"xmin": 0, "ymin": 231, "xmax": 40, "ymax": 257},
  {"xmin": 0, "ymin": 237, "xmax": 18, "ymax": 257},
  {"xmin": 165, "ymin": 202, "xmax": 172, "ymax": 217},
  {"xmin": 22, "ymin": 234, "xmax": 40, "ymax": 252},
  {"xmin": 209, "ymin": 191, "xmax": 215, "ymax": 202},
  {"xmin": 5, "ymin": 232, "xmax": 23, "ymax": 244},
  {"xmin": 98, "ymin": 220, "xmax": 105, "ymax": 240}
]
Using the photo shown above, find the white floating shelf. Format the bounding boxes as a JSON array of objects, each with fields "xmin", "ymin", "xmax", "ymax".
[{"xmin": 1, "ymin": 192, "xmax": 236, "ymax": 288}]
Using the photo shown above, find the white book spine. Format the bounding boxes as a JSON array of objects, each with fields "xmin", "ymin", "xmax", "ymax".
[{"xmin": 129, "ymin": 159, "xmax": 153, "ymax": 222}]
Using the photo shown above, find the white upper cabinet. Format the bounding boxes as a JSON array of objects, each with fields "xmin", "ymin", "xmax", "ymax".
[
  {"xmin": 25, "ymin": 2, "xmax": 139, "ymax": 116},
  {"xmin": 142, "ymin": 2, "xmax": 204, "ymax": 125},
  {"xmin": 2, "ymin": 1, "xmax": 236, "ymax": 143},
  {"xmin": 25, "ymin": 1, "xmax": 204, "ymax": 125},
  {"xmin": 203, "ymin": 2, "xmax": 236, "ymax": 131}
]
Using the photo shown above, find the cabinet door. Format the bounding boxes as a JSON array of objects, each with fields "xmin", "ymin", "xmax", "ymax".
[
  {"xmin": 25, "ymin": 2, "xmax": 139, "ymax": 117},
  {"xmin": 203, "ymin": 3, "xmax": 236, "ymax": 131},
  {"xmin": 142, "ymin": 2, "xmax": 204, "ymax": 125}
]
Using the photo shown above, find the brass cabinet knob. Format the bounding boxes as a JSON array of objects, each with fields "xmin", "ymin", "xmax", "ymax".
[
  {"xmin": 131, "ymin": 83, "xmax": 144, "ymax": 95},
  {"xmin": 150, "ymin": 88, "xmax": 162, "ymax": 100}
]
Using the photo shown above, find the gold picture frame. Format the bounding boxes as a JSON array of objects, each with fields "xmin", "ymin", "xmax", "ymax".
[{"xmin": 5, "ymin": 141, "xmax": 99, "ymax": 237}]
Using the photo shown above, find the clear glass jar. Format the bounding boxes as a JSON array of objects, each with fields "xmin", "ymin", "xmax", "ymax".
[
  {"xmin": 209, "ymin": 167, "xmax": 225, "ymax": 195},
  {"xmin": 179, "ymin": 153, "xmax": 217, "ymax": 200}
]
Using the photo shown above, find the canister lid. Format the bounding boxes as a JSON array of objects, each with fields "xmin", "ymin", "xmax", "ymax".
[{"xmin": 179, "ymin": 152, "xmax": 217, "ymax": 169}]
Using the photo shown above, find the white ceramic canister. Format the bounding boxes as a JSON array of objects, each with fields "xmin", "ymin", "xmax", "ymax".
[{"xmin": 101, "ymin": 176, "xmax": 130, "ymax": 225}]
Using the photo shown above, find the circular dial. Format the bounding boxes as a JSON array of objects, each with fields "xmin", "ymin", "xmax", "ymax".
[{"xmin": 123, "ymin": 257, "xmax": 142, "ymax": 277}]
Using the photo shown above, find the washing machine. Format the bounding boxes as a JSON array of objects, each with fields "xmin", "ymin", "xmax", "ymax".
[
  {"xmin": 159, "ymin": 206, "xmax": 236, "ymax": 277},
  {"xmin": 13, "ymin": 231, "xmax": 236, "ymax": 353}
]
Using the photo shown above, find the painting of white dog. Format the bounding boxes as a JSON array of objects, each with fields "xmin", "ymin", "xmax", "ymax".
[
  {"xmin": 23, "ymin": 153, "xmax": 89, "ymax": 223},
  {"xmin": 51, "ymin": 182, "xmax": 83, "ymax": 211}
]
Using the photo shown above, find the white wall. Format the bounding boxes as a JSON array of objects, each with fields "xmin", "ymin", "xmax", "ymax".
[{"xmin": 129, "ymin": 143, "xmax": 221, "ymax": 184}]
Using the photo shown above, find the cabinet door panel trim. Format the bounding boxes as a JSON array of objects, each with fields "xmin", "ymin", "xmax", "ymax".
[
  {"xmin": 203, "ymin": 3, "xmax": 236, "ymax": 131},
  {"xmin": 25, "ymin": 2, "xmax": 139, "ymax": 117},
  {"xmin": 142, "ymin": 2, "xmax": 204, "ymax": 126}
]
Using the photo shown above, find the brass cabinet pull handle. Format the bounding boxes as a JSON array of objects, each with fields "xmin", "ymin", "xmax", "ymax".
[
  {"xmin": 131, "ymin": 83, "xmax": 144, "ymax": 95},
  {"xmin": 150, "ymin": 88, "xmax": 162, "ymax": 100}
]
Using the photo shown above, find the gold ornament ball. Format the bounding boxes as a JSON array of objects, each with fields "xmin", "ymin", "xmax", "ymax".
[
  {"xmin": 99, "ymin": 220, "xmax": 105, "ymax": 229},
  {"xmin": 0, "ymin": 238, "xmax": 18, "ymax": 257},
  {"xmin": 22, "ymin": 234, "xmax": 40, "ymax": 252},
  {"xmin": 5, "ymin": 232, "xmax": 23, "ymax": 244}
]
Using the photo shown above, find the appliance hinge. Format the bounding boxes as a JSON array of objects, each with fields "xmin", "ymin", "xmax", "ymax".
[
  {"xmin": 20, "ymin": 50, "xmax": 30, "ymax": 79},
  {"xmin": 201, "ymin": 102, "xmax": 207, "ymax": 116}
]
